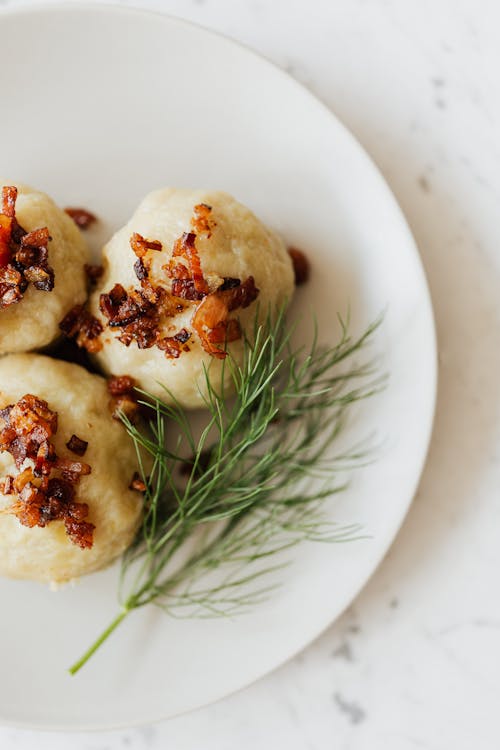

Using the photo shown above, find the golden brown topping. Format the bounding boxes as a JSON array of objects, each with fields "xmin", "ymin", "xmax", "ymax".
[
  {"xmin": 0, "ymin": 187, "xmax": 54, "ymax": 306},
  {"xmin": 172, "ymin": 232, "xmax": 209, "ymax": 297},
  {"xmin": 65, "ymin": 518, "xmax": 94, "ymax": 549},
  {"xmin": 129, "ymin": 472, "xmax": 146, "ymax": 492},
  {"xmin": 157, "ymin": 328, "xmax": 192, "ymax": 359},
  {"xmin": 191, "ymin": 277, "xmax": 259, "ymax": 358},
  {"xmin": 84, "ymin": 263, "xmax": 104, "ymax": 286},
  {"xmin": 0, "ymin": 394, "xmax": 94, "ymax": 549},
  {"xmin": 107, "ymin": 375, "xmax": 140, "ymax": 423},
  {"xmin": 191, "ymin": 203, "xmax": 216, "ymax": 238},
  {"xmin": 66, "ymin": 434, "xmax": 88, "ymax": 457},
  {"xmin": 2, "ymin": 186, "xmax": 17, "ymax": 219},
  {"xmin": 288, "ymin": 247, "xmax": 310, "ymax": 286},
  {"xmin": 130, "ymin": 232, "xmax": 162, "ymax": 258},
  {"xmin": 0, "ymin": 265, "xmax": 27, "ymax": 307},
  {"xmin": 107, "ymin": 374, "xmax": 136, "ymax": 396},
  {"xmin": 100, "ymin": 284, "xmax": 160, "ymax": 350},
  {"xmin": 219, "ymin": 276, "xmax": 259, "ymax": 311},
  {"xmin": 64, "ymin": 207, "xmax": 97, "ymax": 230},
  {"xmin": 0, "ymin": 475, "xmax": 14, "ymax": 495},
  {"xmin": 59, "ymin": 304, "xmax": 103, "ymax": 353}
]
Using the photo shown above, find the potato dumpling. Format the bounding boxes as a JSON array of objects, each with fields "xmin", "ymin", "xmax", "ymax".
[
  {"xmin": 0, "ymin": 354, "xmax": 143, "ymax": 583},
  {"xmin": 88, "ymin": 188, "xmax": 294, "ymax": 409},
  {"xmin": 0, "ymin": 181, "xmax": 89, "ymax": 355}
]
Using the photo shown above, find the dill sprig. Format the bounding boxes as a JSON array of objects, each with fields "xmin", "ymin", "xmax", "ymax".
[{"xmin": 68, "ymin": 310, "xmax": 382, "ymax": 675}]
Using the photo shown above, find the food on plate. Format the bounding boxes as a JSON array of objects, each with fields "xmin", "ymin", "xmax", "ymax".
[
  {"xmin": 0, "ymin": 354, "xmax": 143, "ymax": 583},
  {"xmin": 0, "ymin": 177, "xmax": 380, "ymax": 678},
  {"xmin": 0, "ymin": 182, "xmax": 89, "ymax": 355},
  {"xmin": 80, "ymin": 189, "xmax": 294, "ymax": 408}
]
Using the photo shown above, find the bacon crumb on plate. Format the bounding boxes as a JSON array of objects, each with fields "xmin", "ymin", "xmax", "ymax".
[{"xmin": 64, "ymin": 207, "xmax": 97, "ymax": 230}]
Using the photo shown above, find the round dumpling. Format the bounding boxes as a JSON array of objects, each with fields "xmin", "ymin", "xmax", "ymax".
[
  {"xmin": 0, "ymin": 181, "xmax": 89, "ymax": 355},
  {"xmin": 0, "ymin": 354, "xmax": 143, "ymax": 583},
  {"xmin": 88, "ymin": 188, "xmax": 294, "ymax": 408}
]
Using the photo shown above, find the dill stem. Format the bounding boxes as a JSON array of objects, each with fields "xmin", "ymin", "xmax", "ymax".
[{"xmin": 68, "ymin": 607, "xmax": 130, "ymax": 676}]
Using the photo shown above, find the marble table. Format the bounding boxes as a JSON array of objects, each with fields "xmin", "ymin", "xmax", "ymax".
[{"xmin": 1, "ymin": 0, "xmax": 499, "ymax": 747}]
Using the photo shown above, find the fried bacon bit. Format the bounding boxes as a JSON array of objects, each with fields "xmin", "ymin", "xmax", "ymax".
[
  {"xmin": 66, "ymin": 434, "xmax": 88, "ymax": 457},
  {"xmin": 157, "ymin": 328, "xmax": 192, "ymax": 359},
  {"xmin": 65, "ymin": 518, "xmax": 94, "ymax": 548},
  {"xmin": 59, "ymin": 304, "xmax": 103, "ymax": 353},
  {"xmin": 191, "ymin": 276, "xmax": 259, "ymax": 358},
  {"xmin": 64, "ymin": 207, "xmax": 97, "ymax": 230},
  {"xmin": 191, "ymin": 203, "xmax": 216, "ymax": 238},
  {"xmin": 99, "ymin": 283, "xmax": 165, "ymax": 349},
  {"xmin": 0, "ymin": 475, "xmax": 14, "ymax": 494},
  {"xmin": 172, "ymin": 232, "xmax": 209, "ymax": 297},
  {"xmin": 0, "ymin": 394, "xmax": 94, "ymax": 548},
  {"xmin": 0, "ymin": 186, "xmax": 54, "ymax": 306},
  {"xmin": 288, "ymin": 247, "xmax": 310, "ymax": 286},
  {"xmin": 84, "ymin": 263, "xmax": 104, "ymax": 286},
  {"xmin": 107, "ymin": 374, "xmax": 136, "ymax": 396},
  {"xmin": 219, "ymin": 277, "xmax": 240, "ymax": 291},
  {"xmin": 107, "ymin": 374, "xmax": 140, "ymax": 423},
  {"xmin": 130, "ymin": 232, "xmax": 162, "ymax": 258},
  {"xmin": 129, "ymin": 471, "xmax": 146, "ymax": 492}
]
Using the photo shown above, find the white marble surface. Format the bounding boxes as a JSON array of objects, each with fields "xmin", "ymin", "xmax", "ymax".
[{"xmin": 1, "ymin": 0, "xmax": 500, "ymax": 747}]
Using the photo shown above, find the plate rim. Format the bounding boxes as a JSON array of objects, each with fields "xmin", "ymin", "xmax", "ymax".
[{"xmin": 0, "ymin": 0, "xmax": 438, "ymax": 731}]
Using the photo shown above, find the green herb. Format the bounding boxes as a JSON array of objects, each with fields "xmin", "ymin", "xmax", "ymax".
[{"xmin": 69, "ymin": 309, "xmax": 382, "ymax": 675}]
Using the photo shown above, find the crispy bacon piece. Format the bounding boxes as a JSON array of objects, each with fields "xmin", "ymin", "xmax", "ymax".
[
  {"xmin": 129, "ymin": 472, "xmax": 146, "ymax": 492},
  {"xmin": 9, "ymin": 394, "xmax": 58, "ymax": 439},
  {"xmin": 191, "ymin": 276, "xmax": 258, "ymax": 358},
  {"xmin": 191, "ymin": 295, "xmax": 229, "ymax": 359},
  {"xmin": 64, "ymin": 207, "xmax": 97, "ymax": 230},
  {"xmin": 0, "ymin": 475, "xmax": 14, "ymax": 494},
  {"xmin": 191, "ymin": 203, "xmax": 216, "ymax": 237},
  {"xmin": 2, "ymin": 186, "xmax": 17, "ymax": 219},
  {"xmin": 84, "ymin": 264, "xmax": 103, "ymax": 286},
  {"xmin": 157, "ymin": 328, "xmax": 192, "ymax": 359},
  {"xmin": 172, "ymin": 232, "xmax": 209, "ymax": 297},
  {"xmin": 66, "ymin": 434, "xmax": 88, "ymax": 457},
  {"xmin": 100, "ymin": 283, "xmax": 152, "ymax": 327},
  {"xmin": 99, "ymin": 284, "xmax": 161, "ymax": 349},
  {"xmin": 16, "ymin": 227, "xmax": 54, "ymax": 292},
  {"xmin": 170, "ymin": 279, "xmax": 202, "ymax": 301},
  {"xmin": 0, "ymin": 265, "xmax": 27, "ymax": 307},
  {"xmin": 288, "ymin": 247, "xmax": 310, "ymax": 285},
  {"xmin": 65, "ymin": 518, "xmax": 95, "ymax": 549},
  {"xmin": 59, "ymin": 304, "xmax": 103, "ymax": 353},
  {"xmin": 220, "ymin": 276, "xmax": 259, "ymax": 311},
  {"xmin": 107, "ymin": 374, "xmax": 136, "ymax": 396},
  {"xmin": 107, "ymin": 375, "xmax": 140, "ymax": 423},
  {"xmin": 53, "ymin": 456, "xmax": 91, "ymax": 483},
  {"xmin": 0, "ymin": 394, "xmax": 95, "ymax": 548},
  {"xmin": 167, "ymin": 262, "xmax": 190, "ymax": 280},
  {"xmin": 130, "ymin": 232, "xmax": 162, "ymax": 258},
  {"xmin": 134, "ymin": 257, "xmax": 148, "ymax": 281}
]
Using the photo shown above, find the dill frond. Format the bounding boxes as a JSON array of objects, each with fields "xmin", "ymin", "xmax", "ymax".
[{"xmin": 68, "ymin": 310, "xmax": 383, "ymax": 675}]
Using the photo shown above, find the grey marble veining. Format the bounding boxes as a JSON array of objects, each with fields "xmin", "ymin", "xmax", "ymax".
[{"xmin": 2, "ymin": 0, "xmax": 500, "ymax": 748}]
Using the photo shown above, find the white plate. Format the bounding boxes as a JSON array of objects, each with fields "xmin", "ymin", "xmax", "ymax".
[{"xmin": 0, "ymin": 3, "xmax": 436, "ymax": 730}]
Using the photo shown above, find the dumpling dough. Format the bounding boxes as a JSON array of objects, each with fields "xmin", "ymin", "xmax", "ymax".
[
  {"xmin": 0, "ymin": 181, "xmax": 89, "ymax": 355},
  {"xmin": 0, "ymin": 354, "xmax": 143, "ymax": 583},
  {"xmin": 89, "ymin": 189, "xmax": 294, "ymax": 408}
]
